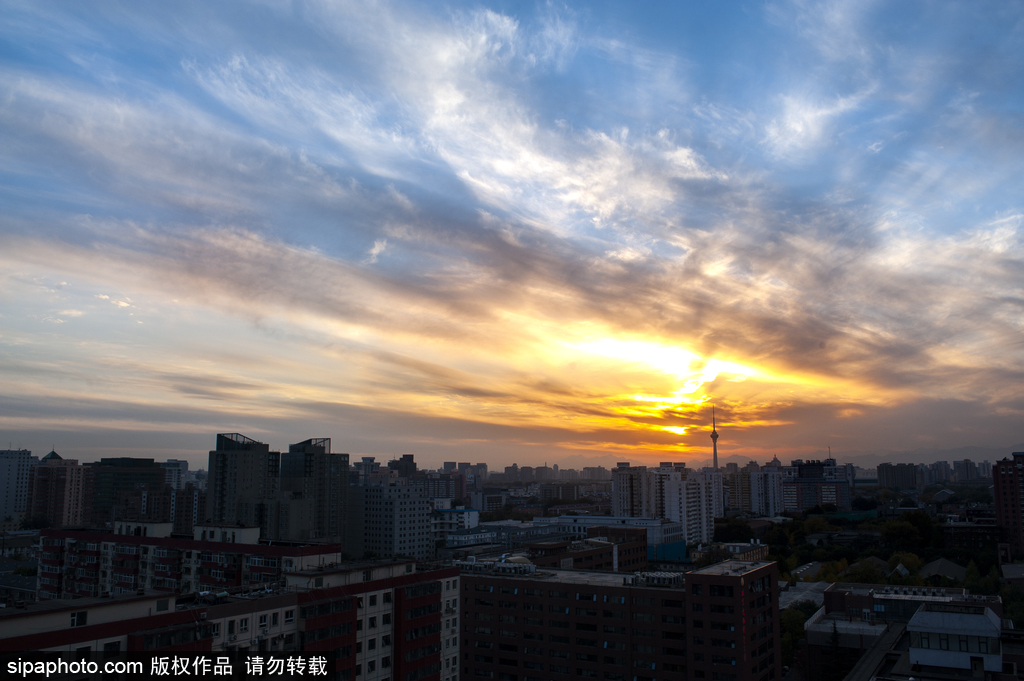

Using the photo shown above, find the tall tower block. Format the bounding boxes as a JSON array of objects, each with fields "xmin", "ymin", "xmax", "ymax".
[{"xmin": 710, "ymin": 406, "xmax": 719, "ymax": 470}]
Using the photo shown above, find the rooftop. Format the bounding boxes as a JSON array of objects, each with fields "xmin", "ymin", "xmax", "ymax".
[
  {"xmin": 0, "ymin": 590, "xmax": 160, "ymax": 619},
  {"xmin": 691, "ymin": 560, "xmax": 774, "ymax": 576}
]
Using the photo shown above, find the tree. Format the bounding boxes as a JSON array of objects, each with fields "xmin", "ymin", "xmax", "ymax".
[
  {"xmin": 851, "ymin": 497, "xmax": 877, "ymax": 511},
  {"xmin": 780, "ymin": 600, "xmax": 821, "ymax": 668},
  {"xmin": 714, "ymin": 518, "xmax": 754, "ymax": 542},
  {"xmin": 881, "ymin": 520, "xmax": 920, "ymax": 549},
  {"xmin": 696, "ymin": 547, "xmax": 733, "ymax": 568}
]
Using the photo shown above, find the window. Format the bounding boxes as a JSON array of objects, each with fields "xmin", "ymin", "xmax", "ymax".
[
  {"xmin": 383, "ymin": 635, "xmax": 392, "ymax": 647},
  {"xmin": 371, "ymin": 595, "xmax": 378, "ymax": 606},
  {"xmin": 240, "ymin": 618, "xmax": 249, "ymax": 633},
  {"xmin": 384, "ymin": 592, "xmax": 392, "ymax": 603},
  {"xmin": 370, "ymin": 617, "xmax": 378, "ymax": 628},
  {"xmin": 384, "ymin": 613, "xmax": 392, "ymax": 625},
  {"xmin": 272, "ymin": 612, "xmax": 279, "ymax": 626},
  {"xmin": 369, "ymin": 639, "xmax": 377, "ymax": 650},
  {"xmin": 156, "ymin": 599, "xmax": 169, "ymax": 612},
  {"xmin": 383, "ymin": 657, "xmax": 391, "ymax": 668},
  {"xmin": 285, "ymin": 610, "xmax": 295, "ymax": 623},
  {"xmin": 228, "ymin": 620, "xmax": 236, "ymax": 635},
  {"xmin": 368, "ymin": 661, "xmax": 376, "ymax": 673},
  {"xmin": 692, "ymin": 585, "xmax": 703, "ymax": 596},
  {"xmin": 259, "ymin": 614, "xmax": 268, "ymax": 628},
  {"xmin": 70, "ymin": 611, "xmax": 88, "ymax": 627}
]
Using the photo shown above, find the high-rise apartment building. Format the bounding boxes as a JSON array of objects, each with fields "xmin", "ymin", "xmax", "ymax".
[
  {"xmin": 207, "ymin": 433, "xmax": 281, "ymax": 525},
  {"xmin": 994, "ymin": 452, "xmax": 1024, "ymax": 557},
  {"xmin": 88, "ymin": 457, "xmax": 167, "ymax": 526},
  {"xmin": 0, "ymin": 449, "xmax": 35, "ymax": 523},
  {"xmin": 612, "ymin": 464, "xmax": 647, "ymax": 517},
  {"xmin": 750, "ymin": 471, "xmax": 784, "ymax": 517},
  {"xmin": 612, "ymin": 464, "xmax": 723, "ymax": 543},
  {"xmin": 361, "ymin": 480, "xmax": 435, "ymax": 560},
  {"xmin": 877, "ymin": 462, "xmax": 917, "ymax": 492},
  {"xmin": 25, "ymin": 451, "xmax": 87, "ymax": 528},
  {"xmin": 281, "ymin": 438, "xmax": 354, "ymax": 543}
]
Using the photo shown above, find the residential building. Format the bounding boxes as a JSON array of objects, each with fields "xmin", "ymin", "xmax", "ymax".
[
  {"xmin": 207, "ymin": 433, "xmax": 281, "ymax": 526},
  {"xmin": 524, "ymin": 527, "xmax": 648, "ymax": 572},
  {"xmin": 1, "ymin": 558, "xmax": 459, "ymax": 681},
  {"xmin": 361, "ymin": 480, "xmax": 434, "ymax": 560},
  {"xmin": 0, "ymin": 449, "xmax": 35, "ymax": 525},
  {"xmin": 994, "ymin": 453, "xmax": 1024, "ymax": 557},
  {"xmin": 281, "ymin": 437, "xmax": 355, "ymax": 545},
  {"xmin": 460, "ymin": 558, "xmax": 780, "ymax": 681},
  {"xmin": 24, "ymin": 451, "xmax": 87, "ymax": 528},
  {"xmin": 749, "ymin": 471, "xmax": 784, "ymax": 518},
  {"xmin": 611, "ymin": 464, "xmax": 646, "ymax": 517},
  {"xmin": 877, "ymin": 462, "xmax": 918, "ymax": 492},
  {"xmin": 35, "ymin": 527, "xmax": 350, "ymax": 599}
]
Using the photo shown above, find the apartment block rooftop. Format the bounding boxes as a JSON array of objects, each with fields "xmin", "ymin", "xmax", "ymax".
[{"xmin": 691, "ymin": 559, "xmax": 775, "ymax": 576}]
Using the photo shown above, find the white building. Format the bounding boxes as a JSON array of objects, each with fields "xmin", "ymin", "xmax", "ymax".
[
  {"xmin": 750, "ymin": 470, "xmax": 784, "ymax": 517},
  {"xmin": 610, "ymin": 463, "xmax": 723, "ymax": 544},
  {"xmin": 908, "ymin": 602, "xmax": 1003, "ymax": 672},
  {"xmin": 362, "ymin": 480, "xmax": 435, "ymax": 560}
]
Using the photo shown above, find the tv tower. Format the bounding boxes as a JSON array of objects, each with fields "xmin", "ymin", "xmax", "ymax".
[{"xmin": 710, "ymin": 406, "xmax": 719, "ymax": 470}]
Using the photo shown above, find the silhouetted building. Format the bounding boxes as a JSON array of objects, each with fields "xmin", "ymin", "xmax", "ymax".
[
  {"xmin": 207, "ymin": 433, "xmax": 281, "ymax": 526},
  {"xmin": 25, "ymin": 451, "xmax": 87, "ymax": 528},
  {"xmin": 994, "ymin": 452, "xmax": 1024, "ymax": 557},
  {"xmin": 461, "ymin": 558, "xmax": 780, "ymax": 681}
]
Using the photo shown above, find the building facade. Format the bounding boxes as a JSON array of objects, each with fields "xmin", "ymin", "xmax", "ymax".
[
  {"xmin": 460, "ymin": 559, "xmax": 780, "ymax": 681},
  {"xmin": 2, "ymin": 559, "xmax": 459, "ymax": 681},
  {"xmin": 0, "ymin": 449, "xmax": 35, "ymax": 524},
  {"xmin": 994, "ymin": 452, "xmax": 1024, "ymax": 557}
]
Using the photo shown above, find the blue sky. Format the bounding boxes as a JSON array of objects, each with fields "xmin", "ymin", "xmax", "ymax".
[{"xmin": 1, "ymin": 0, "xmax": 1022, "ymax": 469}]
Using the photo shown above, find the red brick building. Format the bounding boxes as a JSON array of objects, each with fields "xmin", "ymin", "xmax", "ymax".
[
  {"xmin": 460, "ymin": 559, "xmax": 781, "ymax": 681},
  {"xmin": 1, "ymin": 559, "xmax": 459, "ymax": 681},
  {"xmin": 994, "ymin": 453, "xmax": 1024, "ymax": 557}
]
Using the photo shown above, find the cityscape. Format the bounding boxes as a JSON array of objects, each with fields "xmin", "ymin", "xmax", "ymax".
[
  {"xmin": 2, "ymin": 432, "xmax": 1024, "ymax": 681},
  {"xmin": 2, "ymin": 3, "xmax": 1024, "ymax": 681}
]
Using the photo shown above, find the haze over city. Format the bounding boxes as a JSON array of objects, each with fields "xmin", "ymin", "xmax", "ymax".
[{"xmin": 2, "ymin": 1, "xmax": 1023, "ymax": 470}]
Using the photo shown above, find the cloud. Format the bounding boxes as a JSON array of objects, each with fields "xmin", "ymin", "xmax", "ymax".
[{"xmin": 1, "ymin": 0, "xmax": 1023, "ymax": 465}]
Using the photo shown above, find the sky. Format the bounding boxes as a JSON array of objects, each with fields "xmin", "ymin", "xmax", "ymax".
[{"xmin": 1, "ymin": 1, "xmax": 1023, "ymax": 471}]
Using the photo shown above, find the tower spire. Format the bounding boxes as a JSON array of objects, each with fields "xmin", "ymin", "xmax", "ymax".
[{"xmin": 710, "ymin": 406, "xmax": 719, "ymax": 470}]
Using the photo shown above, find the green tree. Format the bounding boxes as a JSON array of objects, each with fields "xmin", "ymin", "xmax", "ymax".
[
  {"xmin": 780, "ymin": 600, "xmax": 821, "ymax": 667},
  {"xmin": 714, "ymin": 518, "xmax": 754, "ymax": 542},
  {"xmin": 881, "ymin": 520, "xmax": 920, "ymax": 549}
]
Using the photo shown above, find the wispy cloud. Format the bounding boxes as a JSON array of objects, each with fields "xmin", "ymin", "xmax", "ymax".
[{"xmin": 0, "ymin": 0, "xmax": 1022, "ymax": 465}]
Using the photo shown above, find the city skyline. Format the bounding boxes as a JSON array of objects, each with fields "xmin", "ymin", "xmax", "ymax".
[{"xmin": 2, "ymin": 2, "xmax": 1023, "ymax": 468}]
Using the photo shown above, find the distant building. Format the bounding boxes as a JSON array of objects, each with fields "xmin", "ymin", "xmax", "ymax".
[
  {"xmin": 207, "ymin": 433, "xmax": 281, "ymax": 526},
  {"xmin": 360, "ymin": 480, "xmax": 433, "ymax": 560},
  {"xmin": 0, "ymin": 449, "xmax": 36, "ymax": 524},
  {"xmin": 524, "ymin": 526, "xmax": 647, "ymax": 572},
  {"xmin": 877, "ymin": 462, "xmax": 918, "ymax": 491},
  {"xmin": 25, "ymin": 451, "xmax": 87, "ymax": 528}
]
